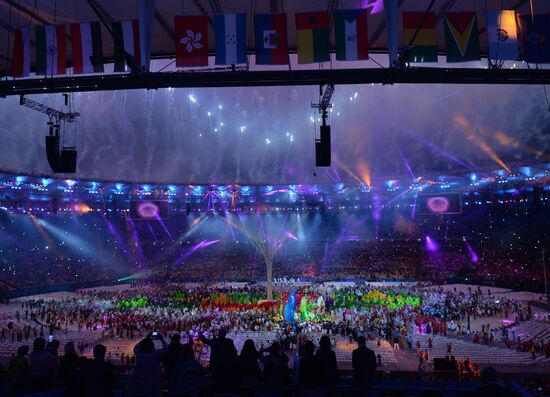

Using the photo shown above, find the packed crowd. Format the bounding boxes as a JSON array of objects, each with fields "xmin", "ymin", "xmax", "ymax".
[
  {"xmin": 1, "ymin": 202, "xmax": 549, "ymax": 294},
  {"xmin": 1, "ymin": 239, "xmax": 546, "ymax": 297},
  {"xmin": 3, "ymin": 283, "xmax": 546, "ymax": 358},
  {"xmin": 1, "ymin": 281, "xmax": 544, "ymax": 396}
]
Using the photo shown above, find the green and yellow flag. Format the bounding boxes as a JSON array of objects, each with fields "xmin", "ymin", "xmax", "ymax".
[{"xmin": 295, "ymin": 12, "xmax": 330, "ymax": 63}]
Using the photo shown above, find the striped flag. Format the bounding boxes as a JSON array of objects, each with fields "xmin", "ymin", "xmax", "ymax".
[
  {"xmin": 175, "ymin": 15, "xmax": 209, "ymax": 67},
  {"xmin": 334, "ymin": 10, "xmax": 368, "ymax": 61},
  {"xmin": 70, "ymin": 22, "xmax": 104, "ymax": 74},
  {"xmin": 402, "ymin": 12, "xmax": 438, "ymax": 63},
  {"xmin": 486, "ymin": 10, "xmax": 519, "ymax": 61},
  {"xmin": 112, "ymin": 20, "xmax": 141, "ymax": 72},
  {"xmin": 254, "ymin": 14, "xmax": 288, "ymax": 65},
  {"xmin": 11, "ymin": 26, "xmax": 30, "ymax": 77},
  {"xmin": 215, "ymin": 13, "xmax": 247, "ymax": 65},
  {"xmin": 35, "ymin": 25, "xmax": 67, "ymax": 75},
  {"xmin": 295, "ymin": 12, "xmax": 330, "ymax": 64}
]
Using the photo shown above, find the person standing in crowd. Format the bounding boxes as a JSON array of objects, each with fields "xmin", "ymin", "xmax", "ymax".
[
  {"xmin": 58, "ymin": 342, "xmax": 79, "ymax": 389},
  {"xmin": 79, "ymin": 344, "xmax": 117, "ymax": 397},
  {"xmin": 162, "ymin": 334, "xmax": 184, "ymax": 376},
  {"xmin": 263, "ymin": 341, "xmax": 289, "ymax": 396},
  {"xmin": 239, "ymin": 339, "xmax": 263, "ymax": 390},
  {"xmin": 474, "ymin": 367, "xmax": 520, "ymax": 396},
  {"xmin": 28, "ymin": 337, "xmax": 57, "ymax": 393},
  {"xmin": 316, "ymin": 335, "xmax": 339, "ymax": 395},
  {"xmin": 296, "ymin": 340, "xmax": 319, "ymax": 396},
  {"xmin": 46, "ymin": 339, "xmax": 60, "ymax": 357},
  {"xmin": 169, "ymin": 345, "xmax": 205, "ymax": 397},
  {"xmin": 131, "ymin": 333, "xmax": 168, "ymax": 397},
  {"xmin": 200, "ymin": 329, "xmax": 240, "ymax": 392},
  {"xmin": 7, "ymin": 345, "xmax": 30, "ymax": 396},
  {"xmin": 352, "ymin": 336, "xmax": 377, "ymax": 390}
]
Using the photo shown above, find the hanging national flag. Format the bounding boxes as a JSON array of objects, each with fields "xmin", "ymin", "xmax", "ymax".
[
  {"xmin": 384, "ymin": 0, "xmax": 399, "ymax": 66},
  {"xmin": 138, "ymin": 0, "xmax": 156, "ymax": 71},
  {"xmin": 486, "ymin": 10, "xmax": 519, "ymax": 61},
  {"xmin": 518, "ymin": 14, "xmax": 550, "ymax": 63},
  {"xmin": 11, "ymin": 26, "xmax": 30, "ymax": 77},
  {"xmin": 334, "ymin": 10, "xmax": 368, "ymax": 61},
  {"xmin": 215, "ymin": 13, "xmax": 247, "ymax": 65},
  {"xmin": 175, "ymin": 15, "xmax": 209, "ymax": 67},
  {"xmin": 112, "ymin": 20, "xmax": 141, "ymax": 72},
  {"xmin": 402, "ymin": 12, "xmax": 437, "ymax": 63},
  {"xmin": 295, "ymin": 12, "xmax": 330, "ymax": 64},
  {"xmin": 70, "ymin": 22, "xmax": 104, "ymax": 74},
  {"xmin": 254, "ymin": 14, "xmax": 288, "ymax": 65},
  {"xmin": 444, "ymin": 12, "xmax": 480, "ymax": 62},
  {"xmin": 35, "ymin": 25, "xmax": 67, "ymax": 75}
]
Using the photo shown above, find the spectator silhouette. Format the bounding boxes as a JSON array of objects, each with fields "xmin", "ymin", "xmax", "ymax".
[
  {"xmin": 297, "ymin": 340, "xmax": 320, "ymax": 395},
  {"xmin": 59, "ymin": 342, "xmax": 79, "ymax": 385},
  {"xmin": 79, "ymin": 344, "xmax": 116, "ymax": 397},
  {"xmin": 316, "ymin": 335, "xmax": 339, "ymax": 395},
  {"xmin": 7, "ymin": 345, "xmax": 30, "ymax": 396},
  {"xmin": 28, "ymin": 337, "xmax": 57, "ymax": 392},
  {"xmin": 352, "ymin": 336, "xmax": 377, "ymax": 391},
  {"xmin": 263, "ymin": 341, "xmax": 289, "ymax": 396},
  {"xmin": 46, "ymin": 339, "xmax": 60, "ymax": 357},
  {"xmin": 169, "ymin": 345, "xmax": 205, "ymax": 397},
  {"xmin": 473, "ymin": 367, "xmax": 520, "ymax": 397},
  {"xmin": 162, "ymin": 334, "xmax": 184, "ymax": 376},
  {"xmin": 200, "ymin": 329, "xmax": 239, "ymax": 391},
  {"xmin": 131, "ymin": 333, "xmax": 168, "ymax": 397},
  {"xmin": 240, "ymin": 339, "xmax": 263, "ymax": 390}
]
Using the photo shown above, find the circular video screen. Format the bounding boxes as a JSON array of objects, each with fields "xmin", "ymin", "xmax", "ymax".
[{"xmin": 426, "ymin": 196, "xmax": 450, "ymax": 214}]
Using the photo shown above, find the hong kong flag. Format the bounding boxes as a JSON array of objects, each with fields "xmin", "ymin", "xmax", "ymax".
[{"xmin": 175, "ymin": 15, "xmax": 209, "ymax": 67}]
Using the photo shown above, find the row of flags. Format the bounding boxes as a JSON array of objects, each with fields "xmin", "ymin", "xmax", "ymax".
[{"xmin": 10, "ymin": 9, "xmax": 550, "ymax": 77}]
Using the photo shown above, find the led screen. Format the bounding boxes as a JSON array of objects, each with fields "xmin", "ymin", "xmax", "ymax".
[
  {"xmin": 419, "ymin": 193, "xmax": 462, "ymax": 215},
  {"xmin": 130, "ymin": 200, "xmax": 169, "ymax": 219}
]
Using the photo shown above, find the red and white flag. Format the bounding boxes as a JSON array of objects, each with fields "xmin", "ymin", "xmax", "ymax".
[
  {"xmin": 11, "ymin": 26, "xmax": 30, "ymax": 77},
  {"xmin": 175, "ymin": 15, "xmax": 209, "ymax": 67},
  {"xmin": 70, "ymin": 22, "xmax": 104, "ymax": 74}
]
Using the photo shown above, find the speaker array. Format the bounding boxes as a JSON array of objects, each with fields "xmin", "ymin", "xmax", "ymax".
[
  {"xmin": 45, "ymin": 124, "xmax": 77, "ymax": 173},
  {"xmin": 315, "ymin": 125, "xmax": 331, "ymax": 167}
]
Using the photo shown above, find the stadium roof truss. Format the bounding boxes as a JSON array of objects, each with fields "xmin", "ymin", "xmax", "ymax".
[{"xmin": 1, "ymin": 0, "xmax": 550, "ymax": 96}]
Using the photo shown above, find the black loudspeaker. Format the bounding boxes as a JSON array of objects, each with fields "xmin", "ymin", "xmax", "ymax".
[
  {"xmin": 433, "ymin": 358, "xmax": 455, "ymax": 371},
  {"xmin": 315, "ymin": 125, "xmax": 331, "ymax": 167},
  {"xmin": 45, "ymin": 136, "xmax": 78, "ymax": 173},
  {"xmin": 433, "ymin": 358, "xmax": 445, "ymax": 370},
  {"xmin": 60, "ymin": 149, "xmax": 77, "ymax": 173},
  {"xmin": 45, "ymin": 135, "xmax": 63, "ymax": 173}
]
